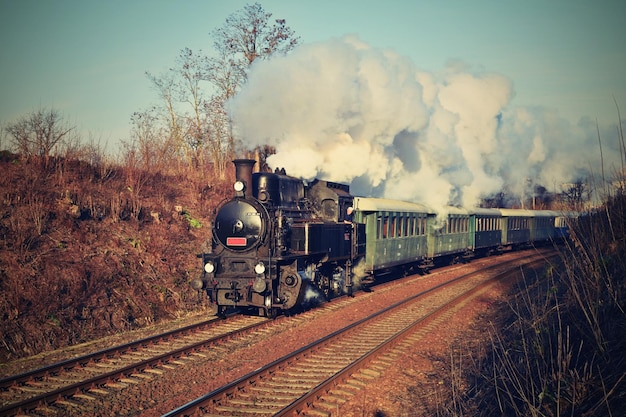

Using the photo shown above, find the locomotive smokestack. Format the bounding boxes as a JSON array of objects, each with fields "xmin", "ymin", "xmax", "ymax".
[{"xmin": 233, "ymin": 159, "xmax": 256, "ymax": 195}]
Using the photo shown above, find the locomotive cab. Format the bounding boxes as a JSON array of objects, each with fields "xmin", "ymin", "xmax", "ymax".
[{"xmin": 307, "ymin": 179, "xmax": 353, "ymax": 222}]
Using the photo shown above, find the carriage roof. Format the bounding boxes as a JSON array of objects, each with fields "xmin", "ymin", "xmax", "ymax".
[{"xmin": 353, "ymin": 197, "xmax": 436, "ymax": 214}]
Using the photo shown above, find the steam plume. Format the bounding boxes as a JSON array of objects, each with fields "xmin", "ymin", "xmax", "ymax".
[{"xmin": 229, "ymin": 35, "xmax": 619, "ymax": 210}]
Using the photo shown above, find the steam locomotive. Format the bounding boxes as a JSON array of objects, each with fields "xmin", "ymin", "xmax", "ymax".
[{"xmin": 191, "ymin": 159, "xmax": 569, "ymax": 317}]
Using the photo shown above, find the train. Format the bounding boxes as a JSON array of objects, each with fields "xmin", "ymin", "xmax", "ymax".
[{"xmin": 191, "ymin": 159, "xmax": 571, "ymax": 317}]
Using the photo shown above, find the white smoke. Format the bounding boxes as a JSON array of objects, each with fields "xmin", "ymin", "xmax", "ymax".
[{"xmin": 229, "ymin": 35, "xmax": 620, "ymax": 210}]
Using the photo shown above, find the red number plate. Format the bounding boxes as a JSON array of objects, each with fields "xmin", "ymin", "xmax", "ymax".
[{"xmin": 226, "ymin": 237, "xmax": 247, "ymax": 246}]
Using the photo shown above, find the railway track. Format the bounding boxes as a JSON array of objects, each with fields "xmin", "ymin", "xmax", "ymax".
[
  {"xmin": 0, "ymin": 315, "xmax": 269, "ymax": 416},
  {"xmin": 164, "ymin": 251, "xmax": 553, "ymax": 417},
  {"xmin": 0, "ymin": 249, "xmax": 555, "ymax": 416}
]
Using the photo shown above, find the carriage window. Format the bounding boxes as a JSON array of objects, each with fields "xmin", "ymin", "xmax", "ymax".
[
  {"xmin": 395, "ymin": 216, "xmax": 400, "ymax": 237},
  {"xmin": 383, "ymin": 216, "xmax": 389, "ymax": 239}
]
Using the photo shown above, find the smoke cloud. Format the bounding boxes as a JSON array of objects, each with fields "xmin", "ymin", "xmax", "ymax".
[{"xmin": 228, "ymin": 35, "xmax": 620, "ymax": 210}]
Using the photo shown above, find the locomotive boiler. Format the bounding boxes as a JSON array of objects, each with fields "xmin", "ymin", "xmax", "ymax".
[{"xmin": 191, "ymin": 159, "xmax": 365, "ymax": 317}]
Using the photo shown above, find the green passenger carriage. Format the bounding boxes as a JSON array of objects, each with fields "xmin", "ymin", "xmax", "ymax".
[
  {"xmin": 352, "ymin": 197, "xmax": 436, "ymax": 274},
  {"xmin": 427, "ymin": 207, "xmax": 471, "ymax": 262},
  {"xmin": 531, "ymin": 210, "xmax": 559, "ymax": 242},
  {"xmin": 499, "ymin": 209, "xmax": 534, "ymax": 248},
  {"xmin": 468, "ymin": 208, "xmax": 502, "ymax": 255}
]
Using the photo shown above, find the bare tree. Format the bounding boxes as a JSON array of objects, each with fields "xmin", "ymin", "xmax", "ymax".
[
  {"xmin": 129, "ymin": 108, "xmax": 178, "ymax": 172},
  {"xmin": 139, "ymin": 3, "xmax": 299, "ymax": 177},
  {"xmin": 144, "ymin": 70, "xmax": 190, "ymax": 168},
  {"xmin": 145, "ymin": 48, "xmax": 214, "ymax": 170},
  {"xmin": 561, "ymin": 179, "xmax": 592, "ymax": 211},
  {"xmin": 0, "ymin": 120, "xmax": 8, "ymax": 151},
  {"xmin": 208, "ymin": 2, "xmax": 299, "ymax": 166},
  {"xmin": 211, "ymin": 2, "xmax": 300, "ymax": 85},
  {"xmin": 6, "ymin": 108, "xmax": 75, "ymax": 166},
  {"xmin": 176, "ymin": 47, "xmax": 211, "ymax": 167}
]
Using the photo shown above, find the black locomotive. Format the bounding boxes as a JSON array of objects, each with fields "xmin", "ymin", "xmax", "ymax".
[{"xmin": 191, "ymin": 159, "xmax": 366, "ymax": 317}]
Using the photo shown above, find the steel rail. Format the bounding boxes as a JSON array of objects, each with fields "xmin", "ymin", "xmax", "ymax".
[{"xmin": 0, "ymin": 319, "xmax": 217, "ymax": 389}]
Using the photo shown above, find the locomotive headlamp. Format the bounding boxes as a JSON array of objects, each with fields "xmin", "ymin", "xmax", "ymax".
[
  {"xmin": 190, "ymin": 278, "xmax": 204, "ymax": 290},
  {"xmin": 254, "ymin": 262, "xmax": 266, "ymax": 275},
  {"xmin": 204, "ymin": 262, "xmax": 215, "ymax": 274},
  {"xmin": 233, "ymin": 181, "xmax": 245, "ymax": 192},
  {"xmin": 252, "ymin": 277, "xmax": 266, "ymax": 293}
]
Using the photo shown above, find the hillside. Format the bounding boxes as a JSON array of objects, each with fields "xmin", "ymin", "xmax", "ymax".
[{"xmin": 0, "ymin": 152, "xmax": 232, "ymax": 361}]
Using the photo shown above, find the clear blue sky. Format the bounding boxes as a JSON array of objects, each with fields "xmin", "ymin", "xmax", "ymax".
[{"xmin": 1, "ymin": 0, "xmax": 624, "ymax": 150}]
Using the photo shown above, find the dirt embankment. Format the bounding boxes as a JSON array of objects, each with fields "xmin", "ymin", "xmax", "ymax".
[{"xmin": 0, "ymin": 153, "xmax": 229, "ymax": 361}]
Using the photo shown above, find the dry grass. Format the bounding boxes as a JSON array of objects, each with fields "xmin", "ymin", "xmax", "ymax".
[{"xmin": 422, "ymin": 193, "xmax": 626, "ymax": 417}]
